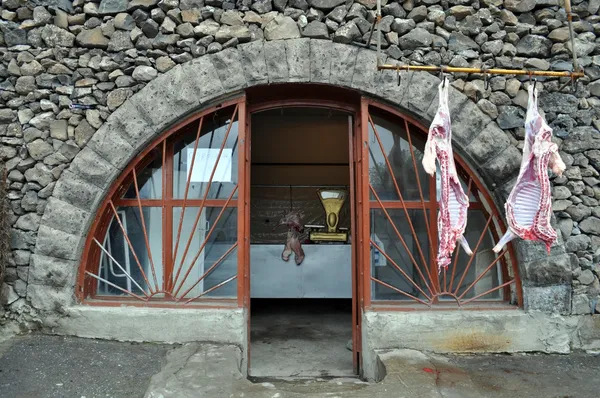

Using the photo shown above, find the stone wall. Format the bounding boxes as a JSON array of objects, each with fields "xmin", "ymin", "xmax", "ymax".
[{"xmin": 1, "ymin": 0, "xmax": 600, "ymax": 332}]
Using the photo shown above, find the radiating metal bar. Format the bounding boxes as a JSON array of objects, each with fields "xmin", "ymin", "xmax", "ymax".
[
  {"xmin": 458, "ymin": 250, "xmax": 508, "ymax": 301},
  {"xmin": 250, "ymin": 184, "xmax": 349, "ymax": 188},
  {"xmin": 85, "ymin": 271, "xmax": 147, "ymax": 301},
  {"xmin": 371, "ymin": 240, "xmax": 432, "ymax": 301},
  {"xmin": 371, "ymin": 276, "xmax": 431, "ymax": 306},
  {"xmin": 161, "ymin": 140, "xmax": 167, "ymax": 291},
  {"xmin": 172, "ymin": 186, "xmax": 238, "ymax": 296},
  {"xmin": 376, "ymin": 64, "xmax": 584, "ymax": 78},
  {"xmin": 404, "ymin": 120, "xmax": 434, "ymax": 272},
  {"xmin": 369, "ymin": 116, "xmax": 435, "ymax": 288},
  {"xmin": 171, "ymin": 105, "xmax": 239, "ymax": 287},
  {"xmin": 183, "ymin": 275, "xmax": 237, "ymax": 304},
  {"xmin": 452, "ymin": 213, "xmax": 493, "ymax": 296},
  {"xmin": 447, "ymin": 177, "xmax": 473, "ymax": 293},
  {"xmin": 172, "ymin": 117, "xmax": 205, "ymax": 268},
  {"xmin": 461, "ymin": 279, "xmax": 514, "ymax": 306},
  {"xmin": 108, "ymin": 201, "xmax": 154, "ymax": 293},
  {"xmin": 132, "ymin": 169, "xmax": 160, "ymax": 292},
  {"xmin": 177, "ymin": 242, "xmax": 238, "ymax": 299},
  {"xmin": 370, "ymin": 185, "xmax": 435, "ymax": 297},
  {"xmin": 92, "ymin": 238, "xmax": 149, "ymax": 297}
]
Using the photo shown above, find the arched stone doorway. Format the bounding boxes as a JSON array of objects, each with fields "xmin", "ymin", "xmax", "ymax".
[{"xmin": 29, "ymin": 38, "xmax": 571, "ymax": 379}]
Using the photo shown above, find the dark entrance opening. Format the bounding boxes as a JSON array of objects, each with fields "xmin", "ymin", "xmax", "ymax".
[{"xmin": 248, "ymin": 107, "xmax": 354, "ymax": 378}]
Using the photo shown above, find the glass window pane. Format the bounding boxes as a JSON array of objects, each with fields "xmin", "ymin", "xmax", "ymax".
[
  {"xmin": 123, "ymin": 156, "xmax": 163, "ymax": 199},
  {"xmin": 250, "ymin": 186, "xmax": 351, "ymax": 244},
  {"xmin": 368, "ymin": 113, "xmax": 430, "ymax": 202},
  {"xmin": 371, "ymin": 208, "xmax": 431, "ymax": 301},
  {"xmin": 173, "ymin": 112, "xmax": 239, "ymax": 200},
  {"xmin": 172, "ymin": 206, "xmax": 238, "ymax": 299},
  {"xmin": 96, "ymin": 207, "xmax": 162, "ymax": 296},
  {"xmin": 447, "ymin": 210, "xmax": 502, "ymax": 300}
]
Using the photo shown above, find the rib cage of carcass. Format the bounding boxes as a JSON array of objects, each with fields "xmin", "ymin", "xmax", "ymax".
[
  {"xmin": 493, "ymin": 86, "xmax": 566, "ymax": 253},
  {"xmin": 422, "ymin": 79, "xmax": 473, "ymax": 272}
]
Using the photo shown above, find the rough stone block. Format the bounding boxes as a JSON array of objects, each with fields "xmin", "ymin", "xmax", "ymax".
[
  {"xmin": 51, "ymin": 170, "xmax": 103, "ymax": 212},
  {"xmin": 104, "ymin": 100, "xmax": 157, "ymax": 150},
  {"xmin": 522, "ymin": 253, "xmax": 573, "ymax": 286},
  {"xmin": 35, "ymin": 225, "xmax": 81, "ymax": 261},
  {"xmin": 131, "ymin": 65, "xmax": 201, "ymax": 133},
  {"xmin": 69, "ymin": 147, "xmax": 118, "ymax": 190},
  {"xmin": 184, "ymin": 56, "xmax": 226, "ymax": 107},
  {"xmin": 40, "ymin": 197, "xmax": 91, "ymax": 237},
  {"xmin": 264, "ymin": 40, "xmax": 288, "ymax": 83},
  {"xmin": 574, "ymin": 316, "xmax": 600, "ymax": 351},
  {"xmin": 522, "ymin": 285, "xmax": 571, "ymax": 314},
  {"xmin": 28, "ymin": 254, "xmax": 76, "ymax": 288},
  {"xmin": 310, "ymin": 39, "xmax": 332, "ymax": 84},
  {"xmin": 402, "ymin": 71, "xmax": 439, "ymax": 123},
  {"xmin": 329, "ymin": 43, "xmax": 358, "ymax": 88},
  {"xmin": 451, "ymin": 100, "xmax": 492, "ymax": 147},
  {"xmin": 209, "ymin": 48, "xmax": 247, "ymax": 92},
  {"xmin": 238, "ymin": 40, "xmax": 268, "ymax": 86},
  {"xmin": 480, "ymin": 145, "xmax": 522, "ymax": 185},
  {"xmin": 378, "ymin": 60, "xmax": 411, "ymax": 106},
  {"xmin": 350, "ymin": 48, "xmax": 379, "ymax": 95},
  {"xmin": 87, "ymin": 123, "xmax": 135, "ymax": 170},
  {"xmin": 514, "ymin": 236, "xmax": 567, "ymax": 264},
  {"xmin": 27, "ymin": 282, "xmax": 74, "ymax": 313},
  {"xmin": 465, "ymin": 122, "xmax": 511, "ymax": 166},
  {"xmin": 285, "ymin": 38, "xmax": 310, "ymax": 83}
]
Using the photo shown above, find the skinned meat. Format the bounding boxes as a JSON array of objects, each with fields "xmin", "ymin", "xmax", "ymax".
[
  {"xmin": 493, "ymin": 85, "xmax": 566, "ymax": 253},
  {"xmin": 277, "ymin": 211, "xmax": 306, "ymax": 266},
  {"xmin": 422, "ymin": 80, "xmax": 473, "ymax": 272}
]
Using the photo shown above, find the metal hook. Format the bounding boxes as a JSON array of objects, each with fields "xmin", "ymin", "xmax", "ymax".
[
  {"xmin": 483, "ymin": 69, "xmax": 489, "ymax": 91},
  {"xmin": 533, "ymin": 78, "xmax": 538, "ymax": 91},
  {"xmin": 397, "ymin": 67, "xmax": 401, "ymax": 87}
]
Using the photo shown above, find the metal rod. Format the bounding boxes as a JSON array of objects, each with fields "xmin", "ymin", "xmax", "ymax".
[
  {"xmin": 183, "ymin": 275, "xmax": 237, "ymax": 304},
  {"xmin": 371, "ymin": 276, "xmax": 431, "ymax": 306},
  {"xmin": 92, "ymin": 238, "xmax": 149, "ymax": 297},
  {"xmin": 172, "ymin": 117, "xmax": 205, "ymax": 272},
  {"xmin": 376, "ymin": 64, "xmax": 584, "ymax": 78},
  {"xmin": 172, "ymin": 185, "xmax": 239, "ymax": 297},
  {"xmin": 371, "ymin": 240, "xmax": 432, "ymax": 301},
  {"xmin": 369, "ymin": 116, "xmax": 436, "ymax": 289},
  {"xmin": 564, "ymin": 0, "xmax": 580, "ymax": 72},
  {"xmin": 452, "ymin": 213, "xmax": 494, "ymax": 296},
  {"xmin": 250, "ymin": 184, "xmax": 349, "ymax": 188},
  {"xmin": 132, "ymin": 169, "xmax": 160, "ymax": 292}
]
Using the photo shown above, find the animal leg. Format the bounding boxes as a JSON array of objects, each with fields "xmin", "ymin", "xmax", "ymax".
[
  {"xmin": 291, "ymin": 236, "xmax": 305, "ymax": 266},
  {"xmin": 493, "ymin": 230, "xmax": 517, "ymax": 253},
  {"xmin": 281, "ymin": 233, "xmax": 292, "ymax": 262},
  {"xmin": 458, "ymin": 235, "xmax": 473, "ymax": 256}
]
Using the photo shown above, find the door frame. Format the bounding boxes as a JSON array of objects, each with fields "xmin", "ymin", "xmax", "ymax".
[{"xmin": 243, "ymin": 87, "xmax": 364, "ymax": 375}]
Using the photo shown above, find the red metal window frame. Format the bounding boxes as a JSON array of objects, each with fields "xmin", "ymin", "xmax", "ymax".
[{"xmin": 76, "ymin": 85, "xmax": 522, "ymax": 311}]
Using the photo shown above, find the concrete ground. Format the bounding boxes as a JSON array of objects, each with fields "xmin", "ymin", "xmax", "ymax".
[
  {"xmin": 0, "ymin": 334, "xmax": 170, "ymax": 398},
  {"xmin": 250, "ymin": 299, "xmax": 354, "ymax": 378},
  {"xmin": 1, "ymin": 334, "xmax": 599, "ymax": 397}
]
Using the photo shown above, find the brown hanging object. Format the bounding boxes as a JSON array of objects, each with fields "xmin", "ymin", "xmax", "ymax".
[{"xmin": 276, "ymin": 210, "xmax": 306, "ymax": 266}]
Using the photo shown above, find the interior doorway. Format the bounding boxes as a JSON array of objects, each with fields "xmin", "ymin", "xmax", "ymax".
[{"xmin": 248, "ymin": 107, "xmax": 356, "ymax": 378}]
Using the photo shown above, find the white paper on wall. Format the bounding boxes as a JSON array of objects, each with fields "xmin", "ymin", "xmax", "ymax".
[{"xmin": 187, "ymin": 148, "xmax": 232, "ymax": 183}]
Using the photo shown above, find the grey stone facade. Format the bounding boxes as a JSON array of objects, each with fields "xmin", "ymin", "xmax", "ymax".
[{"xmin": 1, "ymin": 0, "xmax": 600, "ymax": 336}]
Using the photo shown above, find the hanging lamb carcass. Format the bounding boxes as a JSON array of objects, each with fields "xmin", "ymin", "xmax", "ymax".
[
  {"xmin": 493, "ymin": 85, "xmax": 566, "ymax": 253},
  {"xmin": 422, "ymin": 78, "xmax": 473, "ymax": 272}
]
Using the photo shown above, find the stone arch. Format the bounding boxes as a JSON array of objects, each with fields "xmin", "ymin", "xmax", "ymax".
[{"xmin": 29, "ymin": 38, "xmax": 525, "ymax": 314}]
